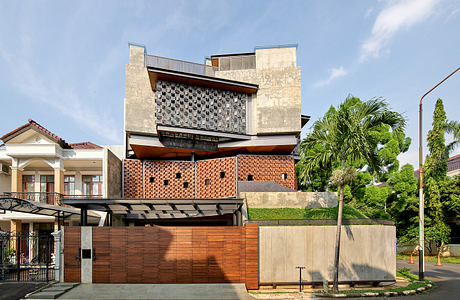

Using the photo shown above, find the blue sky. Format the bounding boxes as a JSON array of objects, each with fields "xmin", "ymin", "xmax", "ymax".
[{"xmin": 0, "ymin": 0, "xmax": 459, "ymax": 168}]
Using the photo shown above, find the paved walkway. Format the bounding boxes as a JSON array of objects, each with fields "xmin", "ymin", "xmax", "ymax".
[{"xmin": 58, "ymin": 283, "xmax": 255, "ymax": 300}]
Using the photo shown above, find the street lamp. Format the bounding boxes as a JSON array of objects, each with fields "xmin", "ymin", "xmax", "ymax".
[{"xmin": 418, "ymin": 67, "xmax": 460, "ymax": 281}]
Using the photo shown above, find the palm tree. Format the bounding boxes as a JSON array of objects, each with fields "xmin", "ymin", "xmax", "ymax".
[
  {"xmin": 298, "ymin": 97, "xmax": 406, "ymax": 292},
  {"xmin": 446, "ymin": 120, "xmax": 460, "ymax": 153}
]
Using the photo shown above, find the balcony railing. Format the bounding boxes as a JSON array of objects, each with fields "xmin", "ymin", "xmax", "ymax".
[
  {"xmin": 3, "ymin": 192, "xmax": 103, "ymax": 206},
  {"xmin": 3, "ymin": 192, "xmax": 62, "ymax": 205},
  {"xmin": 145, "ymin": 54, "xmax": 216, "ymax": 76}
]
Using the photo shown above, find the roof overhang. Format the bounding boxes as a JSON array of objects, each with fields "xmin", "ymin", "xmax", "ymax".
[
  {"xmin": 147, "ymin": 67, "xmax": 258, "ymax": 94},
  {"xmin": 62, "ymin": 198, "xmax": 244, "ymax": 220},
  {"xmin": 301, "ymin": 115, "xmax": 311, "ymax": 128}
]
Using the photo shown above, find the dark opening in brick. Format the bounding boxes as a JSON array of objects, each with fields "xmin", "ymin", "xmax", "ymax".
[
  {"xmin": 282, "ymin": 173, "xmax": 288, "ymax": 180},
  {"xmin": 149, "ymin": 177, "xmax": 155, "ymax": 183},
  {"xmin": 183, "ymin": 182, "xmax": 189, "ymax": 188},
  {"xmin": 176, "ymin": 172, "xmax": 181, "ymax": 179},
  {"xmin": 220, "ymin": 171, "xmax": 226, "ymax": 179},
  {"xmin": 164, "ymin": 180, "xmax": 169, "ymax": 186},
  {"xmin": 247, "ymin": 174, "xmax": 253, "ymax": 181},
  {"xmin": 205, "ymin": 179, "xmax": 211, "ymax": 186}
]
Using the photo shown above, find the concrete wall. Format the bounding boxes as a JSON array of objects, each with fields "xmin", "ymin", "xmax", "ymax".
[
  {"xmin": 104, "ymin": 149, "xmax": 122, "ymax": 198},
  {"xmin": 241, "ymin": 192, "xmax": 338, "ymax": 209},
  {"xmin": 259, "ymin": 225, "xmax": 396, "ymax": 284},
  {"xmin": 214, "ymin": 46, "xmax": 301, "ymax": 135},
  {"xmin": 0, "ymin": 173, "xmax": 10, "ymax": 193},
  {"xmin": 125, "ymin": 44, "xmax": 156, "ymax": 135}
]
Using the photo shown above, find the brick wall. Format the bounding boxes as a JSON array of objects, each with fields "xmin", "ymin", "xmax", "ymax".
[
  {"xmin": 122, "ymin": 155, "xmax": 295, "ymax": 198},
  {"xmin": 144, "ymin": 161, "xmax": 195, "ymax": 198},
  {"xmin": 237, "ymin": 155, "xmax": 295, "ymax": 190},
  {"xmin": 123, "ymin": 160, "xmax": 143, "ymax": 198},
  {"xmin": 196, "ymin": 157, "xmax": 236, "ymax": 198}
]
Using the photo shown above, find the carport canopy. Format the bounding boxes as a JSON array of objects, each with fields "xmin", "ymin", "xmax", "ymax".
[
  {"xmin": 0, "ymin": 196, "xmax": 101, "ymax": 225},
  {"xmin": 61, "ymin": 198, "xmax": 244, "ymax": 225}
]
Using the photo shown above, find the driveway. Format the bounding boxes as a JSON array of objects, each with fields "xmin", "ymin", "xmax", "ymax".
[
  {"xmin": 0, "ymin": 282, "xmax": 47, "ymax": 300},
  {"xmin": 345, "ymin": 259, "xmax": 460, "ymax": 300}
]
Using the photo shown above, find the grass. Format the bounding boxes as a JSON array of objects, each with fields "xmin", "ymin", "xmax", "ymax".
[
  {"xmin": 247, "ymin": 204, "xmax": 368, "ymax": 220},
  {"xmin": 397, "ymin": 254, "xmax": 460, "ymax": 264}
]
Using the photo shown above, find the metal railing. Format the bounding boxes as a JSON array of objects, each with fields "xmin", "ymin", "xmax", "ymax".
[
  {"xmin": 145, "ymin": 54, "xmax": 216, "ymax": 76},
  {"xmin": 3, "ymin": 192, "xmax": 62, "ymax": 206}
]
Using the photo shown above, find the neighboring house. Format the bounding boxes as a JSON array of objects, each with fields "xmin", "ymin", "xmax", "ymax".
[
  {"xmin": 0, "ymin": 119, "xmax": 123, "ymax": 234},
  {"xmin": 414, "ymin": 154, "xmax": 460, "ymax": 178}
]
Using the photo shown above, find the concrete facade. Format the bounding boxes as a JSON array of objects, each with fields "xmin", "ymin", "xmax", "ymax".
[
  {"xmin": 241, "ymin": 191, "xmax": 338, "ymax": 209},
  {"xmin": 104, "ymin": 148, "xmax": 122, "ymax": 198},
  {"xmin": 259, "ymin": 225, "xmax": 396, "ymax": 284},
  {"xmin": 211, "ymin": 46, "xmax": 301, "ymax": 135}
]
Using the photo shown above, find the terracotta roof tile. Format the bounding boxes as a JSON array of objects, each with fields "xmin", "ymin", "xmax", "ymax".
[{"xmin": 69, "ymin": 142, "xmax": 102, "ymax": 149}]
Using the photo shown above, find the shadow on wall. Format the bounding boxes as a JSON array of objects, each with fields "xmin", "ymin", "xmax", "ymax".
[
  {"xmin": 308, "ymin": 264, "xmax": 395, "ymax": 284},
  {"xmin": 68, "ymin": 225, "xmax": 258, "ymax": 295}
]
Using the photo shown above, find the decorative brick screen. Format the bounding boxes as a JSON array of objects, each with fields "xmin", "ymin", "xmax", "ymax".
[
  {"xmin": 144, "ymin": 160, "xmax": 195, "ymax": 198},
  {"xmin": 155, "ymin": 80, "xmax": 247, "ymax": 134},
  {"xmin": 196, "ymin": 157, "xmax": 236, "ymax": 198},
  {"xmin": 237, "ymin": 155, "xmax": 295, "ymax": 190},
  {"xmin": 123, "ymin": 160, "xmax": 143, "ymax": 198}
]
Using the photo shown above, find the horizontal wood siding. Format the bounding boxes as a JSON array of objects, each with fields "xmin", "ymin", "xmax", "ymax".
[{"xmin": 89, "ymin": 225, "xmax": 258, "ymax": 289}]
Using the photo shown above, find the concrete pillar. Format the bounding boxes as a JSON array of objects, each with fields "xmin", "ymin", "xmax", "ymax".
[
  {"xmin": 80, "ymin": 227, "xmax": 92, "ymax": 283},
  {"xmin": 11, "ymin": 169, "xmax": 22, "ymax": 193},
  {"xmin": 10, "ymin": 219, "xmax": 22, "ymax": 234},
  {"xmin": 51, "ymin": 231, "xmax": 62, "ymax": 282},
  {"xmin": 54, "ymin": 169, "xmax": 64, "ymax": 195}
]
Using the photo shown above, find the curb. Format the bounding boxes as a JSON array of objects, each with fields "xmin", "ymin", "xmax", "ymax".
[
  {"xmin": 23, "ymin": 281, "xmax": 57, "ymax": 299},
  {"xmin": 315, "ymin": 283, "xmax": 433, "ymax": 298}
]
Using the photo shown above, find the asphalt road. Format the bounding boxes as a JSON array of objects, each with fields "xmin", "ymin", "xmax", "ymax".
[
  {"xmin": 346, "ymin": 259, "xmax": 460, "ymax": 300},
  {"xmin": 0, "ymin": 282, "xmax": 47, "ymax": 300}
]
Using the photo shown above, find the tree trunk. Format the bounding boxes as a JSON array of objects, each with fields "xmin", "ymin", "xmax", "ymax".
[{"xmin": 333, "ymin": 184, "xmax": 344, "ymax": 292}]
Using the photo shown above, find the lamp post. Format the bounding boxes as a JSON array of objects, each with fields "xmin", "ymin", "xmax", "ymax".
[{"xmin": 418, "ymin": 67, "xmax": 460, "ymax": 281}]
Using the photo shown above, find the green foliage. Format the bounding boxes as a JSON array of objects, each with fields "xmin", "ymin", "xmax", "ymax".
[
  {"xmin": 397, "ymin": 267, "xmax": 418, "ymax": 281},
  {"xmin": 247, "ymin": 205, "xmax": 368, "ymax": 220},
  {"xmin": 425, "ymin": 99, "xmax": 448, "ymax": 181}
]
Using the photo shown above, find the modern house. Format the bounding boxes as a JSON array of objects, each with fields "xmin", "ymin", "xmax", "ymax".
[{"xmin": 0, "ymin": 119, "xmax": 123, "ymax": 234}]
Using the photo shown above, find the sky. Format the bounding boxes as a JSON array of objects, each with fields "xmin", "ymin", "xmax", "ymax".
[{"xmin": 0, "ymin": 0, "xmax": 459, "ymax": 168}]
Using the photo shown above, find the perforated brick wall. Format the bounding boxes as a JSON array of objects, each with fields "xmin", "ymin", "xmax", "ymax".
[
  {"xmin": 123, "ymin": 160, "xmax": 143, "ymax": 198},
  {"xmin": 196, "ymin": 157, "xmax": 236, "ymax": 198},
  {"xmin": 144, "ymin": 161, "xmax": 195, "ymax": 199},
  {"xmin": 237, "ymin": 155, "xmax": 295, "ymax": 190}
]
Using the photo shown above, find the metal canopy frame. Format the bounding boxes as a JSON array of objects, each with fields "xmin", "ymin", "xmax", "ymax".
[
  {"xmin": 61, "ymin": 198, "xmax": 244, "ymax": 225},
  {"xmin": 0, "ymin": 196, "xmax": 100, "ymax": 227}
]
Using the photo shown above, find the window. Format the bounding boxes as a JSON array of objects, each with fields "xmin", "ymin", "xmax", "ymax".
[
  {"xmin": 149, "ymin": 177, "xmax": 155, "ymax": 183},
  {"xmin": 64, "ymin": 176, "xmax": 75, "ymax": 195},
  {"xmin": 22, "ymin": 175, "xmax": 35, "ymax": 193},
  {"xmin": 164, "ymin": 180, "xmax": 169, "ymax": 186},
  {"xmin": 40, "ymin": 175, "xmax": 54, "ymax": 193},
  {"xmin": 247, "ymin": 174, "xmax": 253, "ymax": 181},
  {"xmin": 220, "ymin": 171, "xmax": 226, "ymax": 179},
  {"xmin": 282, "ymin": 173, "xmax": 288, "ymax": 180},
  {"xmin": 83, "ymin": 175, "xmax": 102, "ymax": 196},
  {"xmin": 175, "ymin": 172, "xmax": 181, "ymax": 179},
  {"xmin": 183, "ymin": 182, "xmax": 189, "ymax": 188},
  {"xmin": 205, "ymin": 179, "xmax": 211, "ymax": 186}
]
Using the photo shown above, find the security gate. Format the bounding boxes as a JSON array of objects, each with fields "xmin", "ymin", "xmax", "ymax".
[{"xmin": 0, "ymin": 232, "xmax": 54, "ymax": 281}]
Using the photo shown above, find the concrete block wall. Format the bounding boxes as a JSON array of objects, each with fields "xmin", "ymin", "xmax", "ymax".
[
  {"xmin": 259, "ymin": 225, "xmax": 396, "ymax": 284},
  {"xmin": 237, "ymin": 155, "xmax": 295, "ymax": 190},
  {"xmin": 241, "ymin": 191, "xmax": 338, "ymax": 209}
]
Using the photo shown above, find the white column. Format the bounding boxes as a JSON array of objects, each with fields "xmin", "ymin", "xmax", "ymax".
[
  {"xmin": 51, "ymin": 230, "xmax": 62, "ymax": 282},
  {"xmin": 80, "ymin": 227, "xmax": 92, "ymax": 283}
]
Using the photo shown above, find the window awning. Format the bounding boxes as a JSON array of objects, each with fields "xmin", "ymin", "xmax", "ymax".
[
  {"xmin": 0, "ymin": 196, "xmax": 100, "ymax": 222},
  {"xmin": 61, "ymin": 198, "xmax": 244, "ymax": 220}
]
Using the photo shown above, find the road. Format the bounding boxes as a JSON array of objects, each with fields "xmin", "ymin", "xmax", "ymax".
[{"xmin": 346, "ymin": 259, "xmax": 460, "ymax": 300}]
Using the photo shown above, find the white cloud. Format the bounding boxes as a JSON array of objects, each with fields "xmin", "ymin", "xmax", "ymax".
[
  {"xmin": 360, "ymin": 0, "xmax": 439, "ymax": 61},
  {"xmin": 313, "ymin": 66, "xmax": 348, "ymax": 88}
]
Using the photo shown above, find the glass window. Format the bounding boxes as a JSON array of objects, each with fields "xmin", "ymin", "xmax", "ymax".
[
  {"xmin": 82, "ymin": 175, "xmax": 102, "ymax": 196},
  {"xmin": 40, "ymin": 175, "xmax": 54, "ymax": 193},
  {"xmin": 64, "ymin": 176, "xmax": 75, "ymax": 196},
  {"xmin": 22, "ymin": 175, "xmax": 35, "ymax": 193}
]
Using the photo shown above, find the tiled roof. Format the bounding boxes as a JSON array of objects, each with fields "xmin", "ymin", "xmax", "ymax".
[
  {"xmin": 69, "ymin": 142, "xmax": 102, "ymax": 149},
  {"xmin": 0, "ymin": 119, "xmax": 71, "ymax": 148},
  {"xmin": 0, "ymin": 119, "xmax": 100, "ymax": 150}
]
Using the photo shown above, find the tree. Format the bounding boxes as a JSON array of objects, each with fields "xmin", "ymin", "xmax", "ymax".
[
  {"xmin": 446, "ymin": 120, "xmax": 460, "ymax": 153},
  {"xmin": 298, "ymin": 96, "xmax": 406, "ymax": 292}
]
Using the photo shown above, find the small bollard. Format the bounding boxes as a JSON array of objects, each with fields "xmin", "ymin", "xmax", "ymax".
[
  {"xmin": 296, "ymin": 266, "xmax": 306, "ymax": 292},
  {"xmin": 323, "ymin": 280, "xmax": 329, "ymax": 293}
]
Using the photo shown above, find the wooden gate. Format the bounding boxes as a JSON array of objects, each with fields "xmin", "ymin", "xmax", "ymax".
[
  {"xmin": 64, "ymin": 224, "xmax": 258, "ymax": 289},
  {"xmin": 63, "ymin": 227, "xmax": 81, "ymax": 282}
]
